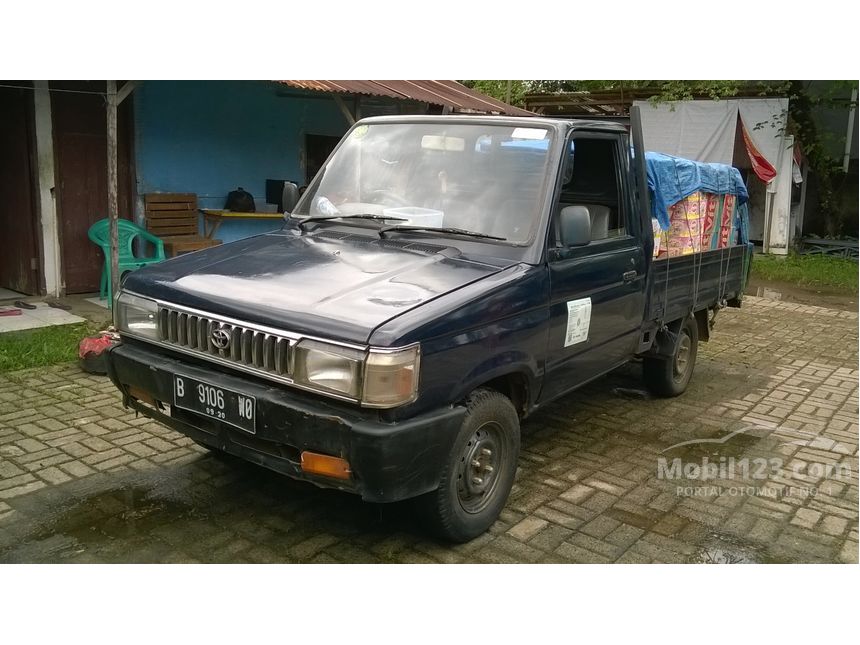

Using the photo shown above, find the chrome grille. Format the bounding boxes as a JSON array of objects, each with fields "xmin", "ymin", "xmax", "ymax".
[{"xmin": 156, "ymin": 306, "xmax": 291, "ymax": 376}]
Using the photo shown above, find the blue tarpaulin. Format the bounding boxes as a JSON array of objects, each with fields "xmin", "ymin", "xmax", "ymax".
[{"xmin": 646, "ymin": 152, "xmax": 748, "ymax": 231}]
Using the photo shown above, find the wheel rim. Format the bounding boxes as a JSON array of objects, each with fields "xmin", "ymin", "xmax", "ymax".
[
  {"xmin": 673, "ymin": 330, "xmax": 692, "ymax": 382},
  {"xmin": 456, "ymin": 421, "xmax": 505, "ymax": 514}
]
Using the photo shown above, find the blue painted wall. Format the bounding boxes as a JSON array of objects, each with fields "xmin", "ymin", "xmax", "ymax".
[{"xmin": 133, "ymin": 81, "xmax": 349, "ymax": 242}]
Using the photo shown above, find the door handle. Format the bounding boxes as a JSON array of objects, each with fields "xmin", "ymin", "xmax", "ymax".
[{"xmin": 622, "ymin": 270, "xmax": 638, "ymax": 282}]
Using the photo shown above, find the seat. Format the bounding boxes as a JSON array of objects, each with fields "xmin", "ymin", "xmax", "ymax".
[
  {"xmin": 87, "ymin": 218, "xmax": 166, "ymax": 307},
  {"xmin": 560, "ymin": 203, "xmax": 611, "ymax": 241},
  {"xmin": 586, "ymin": 205, "xmax": 611, "ymax": 240},
  {"xmin": 144, "ymin": 193, "xmax": 221, "ymax": 257}
]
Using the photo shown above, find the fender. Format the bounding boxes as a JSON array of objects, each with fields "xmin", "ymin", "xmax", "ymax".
[{"xmin": 453, "ymin": 351, "xmax": 540, "ymax": 412}]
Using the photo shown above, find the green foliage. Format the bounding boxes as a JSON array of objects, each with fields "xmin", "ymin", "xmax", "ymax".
[
  {"xmin": 461, "ymin": 79, "xmax": 777, "ymax": 106},
  {"xmin": 751, "ymin": 253, "xmax": 858, "ymax": 292},
  {"xmin": 538, "ymin": 80, "xmax": 748, "ymax": 101},
  {"xmin": 783, "ymin": 81, "xmax": 858, "ymax": 237},
  {"xmin": 0, "ymin": 321, "xmax": 101, "ymax": 372},
  {"xmin": 460, "ymin": 80, "xmax": 529, "ymax": 106}
]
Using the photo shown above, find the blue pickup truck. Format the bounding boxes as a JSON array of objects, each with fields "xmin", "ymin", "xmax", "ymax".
[{"xmin": 106, "ymin": 109, "xmax": 750, "ymax": 541}]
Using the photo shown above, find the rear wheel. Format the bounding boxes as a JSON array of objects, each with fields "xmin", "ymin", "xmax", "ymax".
[
  {"xmin": 643, "ymin": 314, "xmax": 698, "ymax": 397},
  {"xmin": 417, "ymin": 388, "xmax": 520, "ymax": 543}
]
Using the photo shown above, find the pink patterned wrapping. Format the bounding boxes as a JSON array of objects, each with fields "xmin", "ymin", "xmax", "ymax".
[{"xmin": 653, "ymin": 192, "xmax": 737, "ymax": 259}]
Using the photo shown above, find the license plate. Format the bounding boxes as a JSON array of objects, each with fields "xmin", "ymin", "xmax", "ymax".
[{"xmin": 173, "ymin": 374, "xmax": 256, "ymax": 434}]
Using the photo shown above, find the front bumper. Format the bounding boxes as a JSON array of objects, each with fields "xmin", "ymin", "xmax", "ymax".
[{"xmin": 105, "ymin": 341, "xmax": 465, "ymax": 503}]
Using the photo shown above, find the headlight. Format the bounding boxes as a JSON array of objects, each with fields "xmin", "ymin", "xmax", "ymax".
[
  {"xmin": 293, "ymin": 339, "xmax": 420, "ymax": 407},
  {"xmin": 115, "ymin": 292, "xmax": 159, "ymax": 341},
  {"xmin": 293, "ymin": 339, "xmax": 364, "ymax": 399},
  {"xmin": 363, "ymin": 345, "xmax": 420, "ymax": 407}
]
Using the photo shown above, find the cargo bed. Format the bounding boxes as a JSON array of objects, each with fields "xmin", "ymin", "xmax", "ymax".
[{"xmin": 647, "ymin": 242, "xmax": 752, "ymax": 324}]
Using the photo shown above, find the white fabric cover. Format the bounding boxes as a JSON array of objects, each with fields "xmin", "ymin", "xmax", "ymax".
[
  {"xmin": 634, "ymin": 98, "xmax": 790, "ymax": 174},
  {"xmin": 634, "ymin": 100, "xmax": 739, "ymax": 164}
]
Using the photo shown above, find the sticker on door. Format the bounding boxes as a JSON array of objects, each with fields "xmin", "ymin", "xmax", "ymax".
[{"xmin": 565, "ymin": 298, "xmax": 592, "ymax": 346}]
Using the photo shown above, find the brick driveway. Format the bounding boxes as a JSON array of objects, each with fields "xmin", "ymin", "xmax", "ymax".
[{"xmin": 0, "ymin": 296, "xmax": 857, "ymax": 563}]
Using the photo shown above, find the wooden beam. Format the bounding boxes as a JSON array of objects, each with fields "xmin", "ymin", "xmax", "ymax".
[
  {"xmin": 332, "ymin": 94, "xmax": 356, "ymax": 125},
  {"xmin": 107, "ymin": 81, "xmax": 120, "ymax": 309},
  {"xmin": 117, "ymin": 80, "xmax": 139, "ymax": 105}
]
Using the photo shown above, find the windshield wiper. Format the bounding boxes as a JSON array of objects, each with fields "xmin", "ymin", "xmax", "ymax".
[
  {"xmin": 297, "ymin": 214, "xmax": 407, "ymax": 231},
  {"xmin": 378, "ymin": 226, "xmax": 507, "ymax": 241}
]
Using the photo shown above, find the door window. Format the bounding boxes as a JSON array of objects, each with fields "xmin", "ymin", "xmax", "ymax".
[{"xmin": 554, "ymin": 136, "xmax": 628, "ymax": 245}]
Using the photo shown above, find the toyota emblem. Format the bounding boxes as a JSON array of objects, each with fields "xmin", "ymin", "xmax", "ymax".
[{"xmin": 211, "ymin": 327, "xmax": 231, "ymax": 349}]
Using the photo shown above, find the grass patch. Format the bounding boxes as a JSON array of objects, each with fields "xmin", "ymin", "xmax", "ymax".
[
  {"xmin": 751, "ymin": 254, "xmax": 858, "ymax": 292},
  {"xmin": 0, "ymin": 321, "xmax": 104, "ymax": 373}
]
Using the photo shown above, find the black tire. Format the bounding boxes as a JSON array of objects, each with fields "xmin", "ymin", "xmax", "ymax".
[
  {"xmin": 417, "ymin": 388, "xmax": 520, "ymax": 543},
  {"xmin": 643, "ymin": 314, "xmax": 699, "ymax": 397}
]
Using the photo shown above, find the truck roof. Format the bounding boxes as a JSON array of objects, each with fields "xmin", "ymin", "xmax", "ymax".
[{"xmin": 357, "ymin": 114, "xmax": 627, "ymax": 134}]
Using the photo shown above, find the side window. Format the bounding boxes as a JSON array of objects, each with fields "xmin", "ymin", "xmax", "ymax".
[{"xmin": 557, "ymin": 136, "xmax": 627, "ymax": 243}]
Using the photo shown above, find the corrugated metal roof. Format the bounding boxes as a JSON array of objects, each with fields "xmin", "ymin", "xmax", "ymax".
[{"xmin": 278, "ymin": 80, "xmax": 534, "ymax": 117}]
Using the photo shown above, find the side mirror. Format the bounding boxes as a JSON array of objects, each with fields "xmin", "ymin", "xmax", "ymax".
[
  {"xmin": 282, "ymin": 181, "xmax": 300, "ymax": 214},
  {"xmin": 559, "ymin": 205, "xmax": 591, "ymax": 246}
]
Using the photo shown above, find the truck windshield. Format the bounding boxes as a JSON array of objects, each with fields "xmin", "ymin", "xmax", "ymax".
[{"xmin": 293, "ymin": 122, "xmax": 553, "ymax": 244}]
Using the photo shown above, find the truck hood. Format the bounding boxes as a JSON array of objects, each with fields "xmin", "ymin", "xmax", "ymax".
[{"xmin": 122, "ymin": 229, "xmax": 512, "ymax": 344}]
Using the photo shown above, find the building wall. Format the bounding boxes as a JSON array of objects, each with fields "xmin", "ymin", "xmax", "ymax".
[{"xmin": 133, "ymin": 80, "xmax": 350, "ymax": 242}]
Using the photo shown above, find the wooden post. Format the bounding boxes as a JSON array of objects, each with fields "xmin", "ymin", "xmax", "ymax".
[
  {"xmin": 106, "ymin": 81, "xmax": 119, "ymax": 311},
  {"xmin": 796, "ymin": 160, "xmax": 809, "ymax": 238},
  {"xmin": 332, "ymin": 94, "xmax": 356, "ymax": 125}
]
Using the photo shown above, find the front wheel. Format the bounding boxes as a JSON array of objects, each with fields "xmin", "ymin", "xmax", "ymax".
[
  {"xmin": 643, "ymin": 314, "xmax": 699, "ymax": 397},
  {"xmin": 417, "ymin": 388, "xmax": 520, "ymax": 543}
]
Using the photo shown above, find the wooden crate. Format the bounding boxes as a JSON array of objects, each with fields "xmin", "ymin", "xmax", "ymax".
[{"xmin": 144, "ymin": 193, "xmax": 221, "ymax": 256}]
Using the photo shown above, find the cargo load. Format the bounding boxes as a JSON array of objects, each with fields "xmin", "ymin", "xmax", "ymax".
[{"xmin": 646, "ymin": 152, "xmax": 750, "ymax": 259}]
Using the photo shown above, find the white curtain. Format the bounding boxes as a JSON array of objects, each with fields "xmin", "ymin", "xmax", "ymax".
[{"xmin": 633, "ymin": 100, "xmax": 739, "ymax": 164}]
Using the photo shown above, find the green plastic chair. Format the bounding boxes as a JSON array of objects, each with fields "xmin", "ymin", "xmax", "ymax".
[{"xmin": 87, "ymin": 218, "xmax": 166, "ymax": 307}]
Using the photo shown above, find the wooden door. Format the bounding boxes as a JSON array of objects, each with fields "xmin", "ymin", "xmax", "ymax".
[
  {"xmin": 0, "ymin": 84, "xmax": 41, "ymax": 294},
  {"xmin": 52, "ymin": 81, "xmax": 134, "ymax": 293}
]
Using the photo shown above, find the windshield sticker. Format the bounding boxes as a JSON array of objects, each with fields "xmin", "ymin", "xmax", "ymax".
[
  {"xmin": 565, "ymin": 298, "xmax": 592, "ymax": 347},
  {"xmin": 352, "ymin": 125, "xmax": 369, "ymax": 139},
  {"xmin": 511, "ymin": 127, "xmax": 548, "ymax": 140}
]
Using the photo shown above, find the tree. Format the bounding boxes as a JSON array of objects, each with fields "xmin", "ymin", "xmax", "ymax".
[
  {"xmin": 782, "ymin": 81, "xmax": 857, "ymax": 237},
  {"xmin": 461, "ymin": 80, "xmax": 751, "ymax": 104},
  {"xmin": 460, "ymin": 80, "xmax": 529, "ymax": 107}
]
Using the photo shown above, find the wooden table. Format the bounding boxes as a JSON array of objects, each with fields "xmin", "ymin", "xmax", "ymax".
[{"xmin": 200, "ymin": 210, "xmax": 284, "ymax": 239}]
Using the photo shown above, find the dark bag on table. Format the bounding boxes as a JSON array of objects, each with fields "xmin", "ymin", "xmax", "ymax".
[{"xmin": 225, "ymin": 187, "xmax": 255, "ymax": 212}]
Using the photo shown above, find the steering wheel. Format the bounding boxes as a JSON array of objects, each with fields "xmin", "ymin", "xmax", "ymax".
[{"xmin": 367, "ymin": 189, "xmax": 410, "ymax": 208}]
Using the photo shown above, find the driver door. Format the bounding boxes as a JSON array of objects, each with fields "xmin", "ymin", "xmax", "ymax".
[{"xmin": 540, "ymin": 131, "xmax": 646, "ymax": 403}]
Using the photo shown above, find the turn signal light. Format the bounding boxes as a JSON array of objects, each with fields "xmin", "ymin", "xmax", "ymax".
[{"xmin": 301, "ymin": 451, "xmax": 352, "ymax": 480}]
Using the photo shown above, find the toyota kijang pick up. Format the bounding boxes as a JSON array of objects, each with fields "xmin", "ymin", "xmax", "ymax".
[{"xmin": 106, "ymin": 108, "xmax": 750, "ymax": 542}]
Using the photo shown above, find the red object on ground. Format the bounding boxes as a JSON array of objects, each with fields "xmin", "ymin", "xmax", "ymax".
[
  {"xmin": 0, "ymin": 308, "xmax": 22, "ymax": 316},
  {"xmin": 78, "ymin": 332, "xmax": 118, "ymax": 375},
  {"xmin": 78, "ymin": 334, "xmax": 115, "ymax": 359}
]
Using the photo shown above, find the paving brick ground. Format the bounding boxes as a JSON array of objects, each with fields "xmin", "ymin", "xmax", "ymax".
[{"xmin": 0, "ymin": 296, "xmax": 857, "ymax": 563}]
